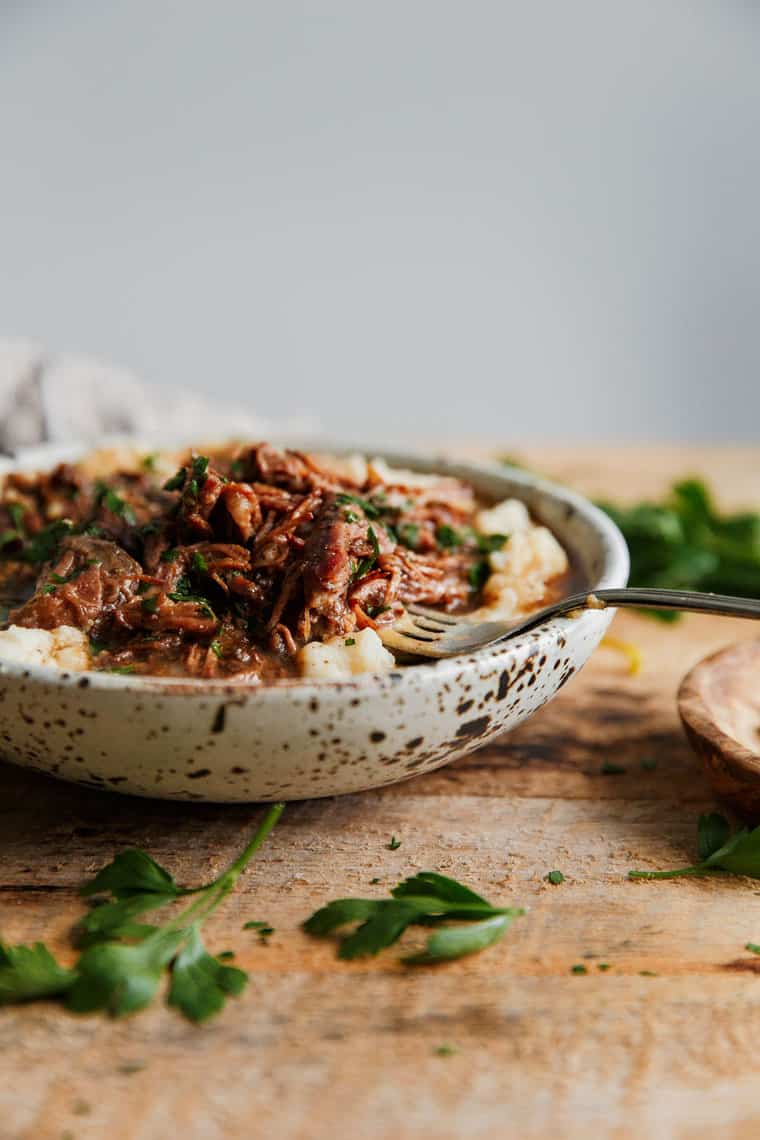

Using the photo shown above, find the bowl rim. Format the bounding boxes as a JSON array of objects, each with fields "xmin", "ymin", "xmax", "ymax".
[
  {"xmin": 0, "ymin": 440, "xmax": 630, "ymax": 699},
  {"xmin": 678, "ymin": 639, "xmax": 760, "ymax": 771}
]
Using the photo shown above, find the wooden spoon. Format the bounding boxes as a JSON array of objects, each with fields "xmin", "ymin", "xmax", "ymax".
[{"xmin": 679, "ymin": 639, "xmax": 760, "ymax": 822}]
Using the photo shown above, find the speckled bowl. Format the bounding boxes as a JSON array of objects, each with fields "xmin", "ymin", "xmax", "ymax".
[{"xmin": 0, "ymin": 445, "xmax": 628, "ymax": 801}]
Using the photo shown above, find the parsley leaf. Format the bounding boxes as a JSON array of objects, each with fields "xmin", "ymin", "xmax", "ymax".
[
  {"xmin": 388, "ymin": 835, "xmax": 402, "ymax": 850},
  {"xmin": 81, "ymin": 848, "xmax": 183, "ymax": 900},
  {"xmin": 697, "ymin": 811, "xmax": 731, "ymax": 862},
  {"xmin": 0, "ymin": 941, "xmax": 76, "ymax": 1004},
  {"xmin": 404, "ymin": 914, "xmax": 515, "ymax": 964},
  {"xmin": 546, "ymin": 870, "xmax": 565, "ymax": 885},
  {"xmin": 598, "ymin": 479, "xmax": 760, "ymax": 619},
  {"xmin": 67, "ymin": 930, "xmax": 184, "ymax": 1017},
  {"xmin": 0, "ymin": 803, "xmax": 285, "ymax": 1024},
  {"xmin": 303, "ymin": 871, "xmax": 523, "ymax": 963},
  {"xmin": 167, "ymin": 925, "xmax": 247, "ymax": 1023},
  {"xmin": 629, "ymin": 812, "xmax": 760, "ymax": 880}
]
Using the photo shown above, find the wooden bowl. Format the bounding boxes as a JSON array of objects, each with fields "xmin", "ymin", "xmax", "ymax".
[{"xmin": 679, "ymin": 639, "xmax": 760, "ymax": 822}]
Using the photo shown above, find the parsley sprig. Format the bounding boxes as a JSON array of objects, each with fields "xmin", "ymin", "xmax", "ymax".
[
  {"xmin": 303, "ymin": 872, "xmax": 523, "ymax": 962},
  {"xmin": 599, "ymin": 479, "xmax": 760, "ymax": 620},
  {"xmin": 0, "ymin": 804, "xmax": 283, "ymax": 1022},
  {"xmin": 629, "ymin": 812, "xmax": 760, "ymax": 880}
]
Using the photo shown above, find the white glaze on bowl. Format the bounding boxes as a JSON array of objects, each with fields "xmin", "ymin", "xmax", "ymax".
[{"xmin": 0, "ymin": 446, "xmax": 628, "ymax": 801}]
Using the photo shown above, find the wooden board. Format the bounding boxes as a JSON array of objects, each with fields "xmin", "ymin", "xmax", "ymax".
[{"xmin": 2, "ymin": 445, "xmax": 760, "ymax": 1140}]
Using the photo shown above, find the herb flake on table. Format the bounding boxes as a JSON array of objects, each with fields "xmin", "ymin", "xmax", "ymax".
[
  {"xmin": 387, "ymin": 835, "xmax": 402, "ymax": 850},
  {"xmin": 600, "ymin": 761, "xmax": 627, "ymax": 775},
  {"xmin": 629, "ymin": 811, "xmax": 760, "ymax": 880},
  {"xmin": 302, "ymin": 871, "xmax": 523, "ymax": 963},
  {"xmin": 0, "ymin": 803, "xmax": 284, "ymax": 1023},
  {"xmin": 546, "ymin": 870, "xmax": 565, "ymax": 885}
]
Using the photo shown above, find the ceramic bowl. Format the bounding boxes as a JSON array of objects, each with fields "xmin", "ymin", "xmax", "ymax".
[
  {"xmin": 679, "ymin": 639, "xmax": 760, "ymax": 822},
  {"xmin": 0, "ymin": 445, "xmax": 628, "ymax": 801}
]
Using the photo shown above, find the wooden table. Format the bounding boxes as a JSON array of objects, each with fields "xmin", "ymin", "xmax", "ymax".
[{"xmin": 3, "ymin": 446, "xmax": 760, "ymax": 1140}]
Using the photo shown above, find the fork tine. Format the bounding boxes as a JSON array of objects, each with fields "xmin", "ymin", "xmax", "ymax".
[
  {"xmin": 391, "ymin": 614, "xmax": 444, "ymax": 640},
  {"xmin": 407, "ymin": 604, "xmax": 460, "ymax": 626},
  {"xmin": 378, "ymin": 627, "xmax": 452, "ymax": 656}
]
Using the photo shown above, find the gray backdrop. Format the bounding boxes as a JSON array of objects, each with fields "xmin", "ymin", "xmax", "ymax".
[{"xmin": 1, "ymin": 1, "xmax": 757, "ymax": 443}]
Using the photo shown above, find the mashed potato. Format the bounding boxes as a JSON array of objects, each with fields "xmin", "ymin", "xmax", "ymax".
[
  {"xmin": 0, "ymin": 625, "xmax": 91, "ymax": 671},
  {"xmin": 474, "ymin": 498, "xmax": 568, "ymax": 621},
  {"xmin": 299, "ymin": 627, "xmax": 395, "ymax": 680}
]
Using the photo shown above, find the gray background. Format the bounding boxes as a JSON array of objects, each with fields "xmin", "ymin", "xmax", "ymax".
[{"xmin": 1, "ymin": 1, "xmax": 758, "ymax": 443}]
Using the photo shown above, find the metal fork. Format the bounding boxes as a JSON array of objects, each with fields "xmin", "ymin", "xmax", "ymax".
[{"xmin": 377, "ymin": 588, "xmax": 760, "ymax": 659}]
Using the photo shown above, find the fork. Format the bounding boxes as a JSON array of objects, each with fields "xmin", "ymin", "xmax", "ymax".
[{"xmin": 377, "ymin": 588, "xmax": 760, "ymax": 658}]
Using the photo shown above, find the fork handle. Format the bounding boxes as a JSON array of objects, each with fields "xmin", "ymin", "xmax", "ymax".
[{"xmin": 528, "ymin": 586, "xmax": 760, "ymax": 631}]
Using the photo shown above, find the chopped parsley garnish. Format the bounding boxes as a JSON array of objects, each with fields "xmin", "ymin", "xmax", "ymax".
[
  {"xmin": 546, "ymin": 870, "xmax": 565, "ymax": 885},
  {"xmin": 0, "ymin": 804, "xmax": 284, "ymax": 1022},
  {"xmin": 108, "ymin": 666, "xmax": 136, "ymax": 674},
  {"xmin": 335, "ymin": 492, "xmax": 381, "ymax": 520},
  {"xmin": 468, "ymin": 559, "xmax": 490, "ymax": 591},
  {"xmin": 141, "ymin": 453, "xmax": 158, "ymax": 472},
  {"xmin": 303, "ymin": 871, "xmax": 523, "ymax": 963},
  {"xmin": 0, "ymin": 503, "xmax": 26, "ymax": 548},
  {"xmin": 243, "ymin": 921, "xmax": 274, "ymax": 943},
  {"xmin": 475, "ymin": 532, "xmax": 508, "ymax": 553},
  {"xmin": 629, "ymin": 811, "xmax": 760, "ymax": 880},
  {"xmin": 192, "ymin": 551, "xmax": 209, "ymax": 573},
  {"xmin": 745, "ymin": 943, "xmax": 760, "ymax": 955},
  {"xmin": 343, "ymin": 509, "xmax": 360, "ymax": 523},
  {"xmin": 434, "ymin": 1044, "xmax": 457, "ymax": 1056},
  {"xmin": 209, "ymin": 639, "xmax": 224, "ymax": 658},
  {"xmin": 600, "ymin": 761, "xmax": 627, "ymax": 775},
  {"xmin": 141, "ymin": 596, "xmax": 159, "ymax": 615},
  {"xmin": 24, "ymin": 519, "xmax": 74, "ymax": 564},
  {"xmin": 229, "ymin": 458, "xmax": 246, "ymax": 478},
  {"xmin": 436, "ymin": 525, "xmax": 464, "ymax": 548},
  {"xmin": 191, "ymin": 455, "xmax": 210, "ymax": 482},
  {"xmin": 395, "ymin": 522, "xmax": 420, "ymax": 549},
  {"xmin": 168, "ymin": 575, "xmax": 216, "ymax": 618},
  {"xmin": 345, "ymin": 638, "xmax": 356, "ymax": 647},
  {"xmin": 160, "ymin": 547, "xmax": 180, "ymax": 563},
  {"xmin": 163, "ymin": 467, "xmax": 187, "ymax": 492},
  {"xmin": 388, "ymin": 836, "xmax": 402, "ymax": 850},
  {"xmin": 353, "ymin": 526, "xmax": 381, "ymax": 581},
  {"xmin": 571, "ymin": 964, "xmax": 588, "ymax": 975},
  {"xmin": 95, "ymin": 482, "xmax": 136, "ymax": 524}
]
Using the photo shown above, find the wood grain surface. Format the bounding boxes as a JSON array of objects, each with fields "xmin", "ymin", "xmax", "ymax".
[{"xmin": 2, "ymin": 445, "xmax": 760, "ymax": 1140}]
